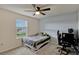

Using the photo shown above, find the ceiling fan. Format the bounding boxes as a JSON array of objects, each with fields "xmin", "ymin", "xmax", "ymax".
[{"xmin": 24, "ymin": 4, "xmax": 51, "ymax": 16}]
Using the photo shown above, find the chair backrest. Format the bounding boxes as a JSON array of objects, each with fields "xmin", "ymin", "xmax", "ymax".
[
  {"xmin": 57, "ymin": 30, "xmax": 62, "ymax": 45},
  {"xmin": 62, "ymin": 33, "xmax": 74, "ymax": 45}
]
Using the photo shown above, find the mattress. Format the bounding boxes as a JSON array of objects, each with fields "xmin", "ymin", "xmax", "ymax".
[
  {"xmin": 25, "ymin": 35, "xmax": 48, "ymax": 42},
  {"xmin": 23, "ymin": 35, "xmax": 50, "ymax": 50}
]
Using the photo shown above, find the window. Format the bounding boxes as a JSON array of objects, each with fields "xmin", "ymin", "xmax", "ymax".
[{"xmin": 16, "ymin": 19, "xmax": 28, "ymax": 39}]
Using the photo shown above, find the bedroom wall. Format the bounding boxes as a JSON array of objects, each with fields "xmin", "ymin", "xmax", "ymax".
[
  {"xmin": 40, "ymin": 12, "xmax": 78, "ymax": 40},
  {"xmin": 0, "ymin": 8, "xmax": 40, "ymax": 53},
  {"xmin": 78, "ymin": 12, "xmax": 79, "ymax": 38}
]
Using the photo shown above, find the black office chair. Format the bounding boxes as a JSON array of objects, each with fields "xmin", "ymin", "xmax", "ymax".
[
  {"xmin": 57, "ymin": 30, "xmax": 62, "ymax": 45},
  {"xmin": 57, "ymin": 31, "xmax": 71, "ymax": 55},
  {"xmin": 57, "ymin": 32, "xmax": 79, "ymax": 55}
]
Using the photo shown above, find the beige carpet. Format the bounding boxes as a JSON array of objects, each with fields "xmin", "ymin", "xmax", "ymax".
[
  {"xmin": 1, "ymin": 37, "xmax": 59, "ymax": 55},
  {"xmin": 0, "ymin": 38, "xmax": 77, "ymax": 55},
  {"xmin": 1, "ymin": 38, "xmax": 60, "ymax": 55},
  {"xmin": 34, "ymin": 42, "xmax": 60, "ymax": 55}
]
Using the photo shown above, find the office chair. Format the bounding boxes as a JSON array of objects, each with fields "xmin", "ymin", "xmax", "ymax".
[
  {"xmin": 57, "ymin": 32, "xmax": 79, "ymax": 55},
  {"xmin": 62, "ymin": 33, "xmax": 79, "ymax": 55},
  {"xmin": 57, "ymin": 30, "xmax": 62, "ymax": 45},
  {"xmin": 57, "ymin": 31, "xmax": 71, "ymax": 55}
]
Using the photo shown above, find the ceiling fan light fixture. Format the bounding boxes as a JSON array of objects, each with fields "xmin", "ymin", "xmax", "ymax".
[
  {"xmin": 35, "ymin": 11, "xmax": 40, "ymax": 15},
  {"xmin": 24, "ymin": 4, "xmax": 51, "ymax": 16}
]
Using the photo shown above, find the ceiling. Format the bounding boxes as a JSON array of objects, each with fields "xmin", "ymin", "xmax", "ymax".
[{"xmin": 0, "ymin": 4, "xmax": 79, "ymax": 19}]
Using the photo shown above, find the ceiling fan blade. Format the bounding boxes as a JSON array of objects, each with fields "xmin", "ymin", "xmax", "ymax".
[
  {"xmin": 41, "ymin": 8, "xmax": 50, "ymax": 11},
  {"xmin": 32, "ymin": 4, "xmax": 36, "ymax": 8},
  {"xmin": 40, "ymin": 12, "xmax": 46, "ymax": 15},
  {"xmin": 37, "ymin": 7, "xmax": 40, "ymax": 10},
  {"xmin": 33, "ymin": 13, "xmax": 35, "ymax": 16},
  {"xmin": 32, "ymin": 4, "xmax": 37, "ymax": 10}
]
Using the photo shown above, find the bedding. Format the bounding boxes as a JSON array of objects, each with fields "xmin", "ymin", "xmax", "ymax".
[{"xmin": 23, "ymin": 34, "xmax": 50, "ymax": 50}]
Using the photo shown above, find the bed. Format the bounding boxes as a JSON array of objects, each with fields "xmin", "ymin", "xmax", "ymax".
[{"xmin": 22, "ymin": 33, "xmax": 51, "ymax": 50}]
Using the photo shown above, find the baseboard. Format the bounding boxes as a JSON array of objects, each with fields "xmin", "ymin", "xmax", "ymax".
[{"xmin": 0, "ymin": 45, "xmax": 23, "ymax": 54}]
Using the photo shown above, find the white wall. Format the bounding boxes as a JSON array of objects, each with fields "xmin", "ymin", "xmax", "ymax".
[
  {"xmin": 40, "ymin": 12, "xmax": 78, "ymax": 39},
  {"xmin": 78, "ymin": 12, "xmax": 79, "ymax": 38},
  {"xmin": 0, "ymin": 8, "xmax": 40, "ymax": 53}
]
